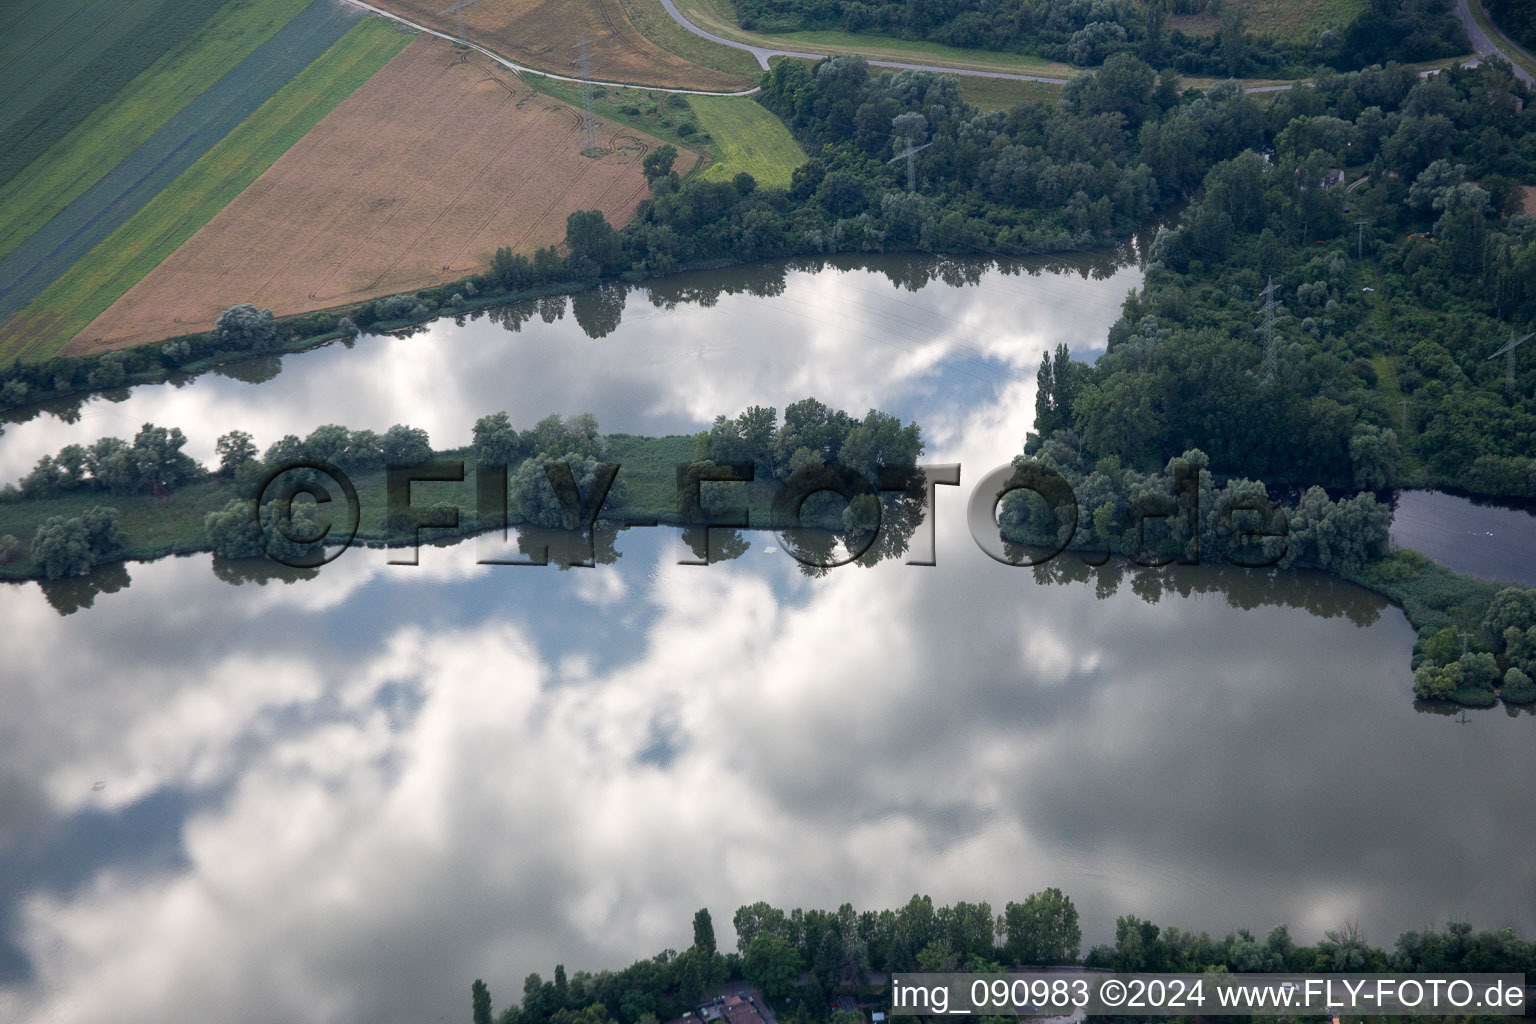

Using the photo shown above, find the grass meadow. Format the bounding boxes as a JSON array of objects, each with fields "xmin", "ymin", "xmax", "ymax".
[{"xmin": 688, "ymin": 96, "xmax": 807, "ymax": 187}]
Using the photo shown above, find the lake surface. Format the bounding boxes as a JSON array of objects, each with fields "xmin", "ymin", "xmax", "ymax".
[
  {"xmin": 2, "ymin": 254, "xmax": 1535, "ymax": 1024},
  {"xmin": 1390, "ymin": 489, "xmax": 1536, "ymax": 586}
]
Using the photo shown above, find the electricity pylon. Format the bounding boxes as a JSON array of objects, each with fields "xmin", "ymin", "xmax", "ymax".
[
  {"xmin": 886, "ymin": 138, "xmax": 933, "ymax": 193},
  {"xmin": 439, "ymin": 0, "xmax": 478, "ymax": 43},
  {"xmin": 575, "ymin": 36, "xmax": 603, "ymax": 156},
  {"xmin": 1488, "ymin": 327, "xmax": 1534, "ymax": 398},
  {"xmin": 1258, "ymin": 277, "xmax": 1281, "ymax": 384}
]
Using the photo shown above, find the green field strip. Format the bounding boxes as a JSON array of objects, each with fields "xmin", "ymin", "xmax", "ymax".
[
  {"xmin": 0, "ymin": 0, "xmax": 320, "ymax": 266},
  {"xmin": 0, "ymin": 0, "xmax": 98, "ymax": 70},
  {"xmin": 0, "ymin": 18, "xmax": 413, "ymax": 364},
  {"xmin": 957, "ymin": 75, "xmax": 1062, "ymax": 110},
  {"xmin": 0, "ymin": 0, "xmax": 156, "ymax": 128},
  {"xmin": 777, "ymin": 28, "xmax": 1057, "ymax": 68},
  {"xmin": 688, "ymin": 96, "xmax": 807, "ymax": 187},
  {"xmin": 0, "ymin": 0, "xmax": 367, "ymax": 331},
  {"xmin": 0, "ymin": 0, "xmax": 232, "ymax": 189}
]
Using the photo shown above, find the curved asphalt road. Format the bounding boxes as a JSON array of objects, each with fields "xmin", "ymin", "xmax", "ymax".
[
  {"xmin": 657, "ymin": 0, "xmax": 1074, "ymax": 83},
  {"xmin": 654, "ymin": 0, "xmax": 1309, "ymax": 93},
  {"xmin": 346, "ymin": 0, "xmax": 1076, "ymax": 91},
  {"xmin": 348, "ymin": 0, "xmax": 1317, "ymax": 98},
  {"xmin": 1455, "ymin": 0, "xmax": 1535, "ymax": 86}
]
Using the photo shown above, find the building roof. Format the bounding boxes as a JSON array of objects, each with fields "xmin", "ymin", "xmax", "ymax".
[{"xmin": 721, "ymin": 996, "xmax": 768, "ymax": 1024}]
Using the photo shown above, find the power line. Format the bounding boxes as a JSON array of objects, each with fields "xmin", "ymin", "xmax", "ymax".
[
  {"xmin": 438, "ymin": 0, "xmax": 478, "ymax": 43},
  {"xmin": 575, "ymin": 36, "xmax": 603, "ymax": 157},
  {"xmin": 1258, "ymin": 276, "xmax": 1281, "ymax": 385},
  {"xmin": 1487, "ymin": 326, "xmax": 1534, "ymax": 399},
  {"xmin": 885, "ymin": 138, "xmax": 934, "ymax": 193}
]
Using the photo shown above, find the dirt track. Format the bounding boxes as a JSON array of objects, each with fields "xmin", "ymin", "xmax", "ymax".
[
  {"xmin": 67, "ymin": 36, "xmax": 691, "ymax": 355},
  {"xmin": 371, "ymin": 0, "xmax": 747, "ymax": 90}
]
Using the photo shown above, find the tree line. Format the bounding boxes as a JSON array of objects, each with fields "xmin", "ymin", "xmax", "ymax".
[
  {"xmin": 469, "ymin": 895, "xmax": 1536, "ymax": 1024},
  {"xmin": 1412, "ymin": 585, "xmax": 1536, "ymax": 704},
  {"xmin": 0, "ymin": 400, "xmax": 925, "ymax": 577},
  {"xmin": 725, "ymin": 0, "xmax": 1467, "ymax": 79},
  {"xmin": 998, "ymin": 431, "xmax": 1394, "ymax": 576},
  {"xmin": 1484, "ymin": 0, "xmax": 1536, "ymax": 51},
  {"xmin": 1038, "ymin": 58, "xmax": 1536, "ymax": 498}
]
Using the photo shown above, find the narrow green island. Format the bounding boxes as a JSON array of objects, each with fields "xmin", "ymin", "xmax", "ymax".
[
  {"xmin": 465, "ymin": 894, "xmax": 1536, "ymax": 1024},
  {"xmin": 3, "ymin": 393, "xmax": 1535, "ymax": 707},
  {"xmin": 0, "ymin": 398, "xmax": 927, "ymax": 578},
  {"xmin": 1, "ymin": 45, "xmax": 1534, "ymax": 709}
]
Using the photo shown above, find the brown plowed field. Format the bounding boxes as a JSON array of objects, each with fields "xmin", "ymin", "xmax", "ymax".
[
  {"xmin": 68, "ymin": 36, "xmax": 693, "ymax": 355},
  {"xmin": 373, "ymin": 0, "xmax": 748, "ymax": 89}
]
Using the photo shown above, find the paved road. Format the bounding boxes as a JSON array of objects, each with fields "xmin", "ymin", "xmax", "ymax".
[
  {"xmin": 657, "ymin": 0, "xmax": 816, "ymax": 68},
  {"xmin": 352, "ymin": 0, "xmax": 1302, "ymax": 97},
  {"xmin": 1455, "ymin": 0, "xmax": 1535, "ymax": 86},
  {"xmin": 657, "ymin": 0, "xmax": 1074, "ymax": 83},
  {"xmin": 655, "ymin": 0, "xmax": 1305, "ymax": 92}
]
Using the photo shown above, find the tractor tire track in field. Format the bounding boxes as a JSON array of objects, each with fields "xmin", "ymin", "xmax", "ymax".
[
  {"xmin": 347, "ymin": 85, "xmax": 549, "ymax": 294},
  {"xmin": 0, "ymin": 0, "xmax": 57, "ymax": 39},
  {"xmin": 449, "ymin": 108, "xmax": 592, "ymax": 267},
  {"xmin": 78, "ymin": 35, "xmax": 669, "ymax": 348},
  {"xmin": 0, "ymin": 0, "xmax": 231, "ymax": 188},
  {"xmin": 374, "ymin": 92, "xmax": 570, "ymax": 288},
  {"xmin": 0, "ymin": 0, "xmax": 119, "ymax": 88},
  {"xmin": 174, "ymin": 41, "xmax": 465, "ymax": 311},
  {"xmin": 166, "ymin": 39, "xmax": 494, "ymax": 309},
  {"xmin": 0, "ymin": 0, "xmax": 362, "ymax": 326},
  {"xmin": 353, "ymin": 55, "xmax": 557, "ymax": 286},
  {"xmin": 309, "ymin": 55, "xmax": 516, "ymax": 299}
]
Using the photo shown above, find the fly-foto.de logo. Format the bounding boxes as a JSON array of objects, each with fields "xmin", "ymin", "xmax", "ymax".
[{"xmin": 251, "ymin": 457, "xmax": 1293, "ymax": 571}]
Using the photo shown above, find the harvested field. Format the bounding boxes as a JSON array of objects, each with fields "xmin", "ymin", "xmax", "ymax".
[
  {"xmin": 370, "ymin": 0, "xmax": 749, "ymax": 89},
  {"xmin": 66, "ymin": 36, "xmax": 693, "ymax": 355}
]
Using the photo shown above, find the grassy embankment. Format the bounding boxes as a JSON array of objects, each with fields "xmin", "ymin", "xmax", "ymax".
[
  {"xmin": 0, "ymin": 0, "xmax": 318, "ymax": 267},
  {"xmin": 688, "ymin": 95, "xmax": 807, "ymax": 186},
  {"xmin": 762, "ymin": 54, "xmax": 1064, "ymax": 109},
  {"xmin": 670, "ymin": 0, "xmax": 1075, "ymax": 78},
  {"xmin": 524, "ymin": 76, "xmax": 716, "ymax": 166},
  {"xmin": 1467, "ymin": 0, "xmax": 1536, "ymax": 82},
  {"xmin": 1169, "ymin": 0, "xmax": 1366, "ymax": 37},
  {"xmin": 0, "ymin": 17, "xmax": 412, "ymax": 365},
  {"xmin": 956, "ymin": 76, "xmax": 1063, "ymax": 109},
  {"xmin": 614, "ymin": 0, "xmax": 762, "ymax": 82}
]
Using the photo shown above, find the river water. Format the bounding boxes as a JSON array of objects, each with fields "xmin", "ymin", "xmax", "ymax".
[{"xmin": 1, "ymin": 254, "xmax": 1533, "ymax": 1024}]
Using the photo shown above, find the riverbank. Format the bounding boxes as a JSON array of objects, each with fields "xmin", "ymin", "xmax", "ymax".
[{"xmin": 2, "ymin": 441, "xmax": 1531, "ymax": 711}]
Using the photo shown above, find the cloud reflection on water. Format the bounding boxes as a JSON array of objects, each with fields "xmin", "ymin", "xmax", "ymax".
[{"xmin": 3, "ymin": 255, "xmax": 1534, "ymax": 1024}]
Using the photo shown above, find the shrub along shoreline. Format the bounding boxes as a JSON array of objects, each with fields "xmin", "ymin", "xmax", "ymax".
[
  {"xmin": 1, "ymin": 405, "xmax": 1533, "ymax": 710},
  {"xmin": 0, "ymin": 401, "xmax": 928, "ymax": 579}
]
